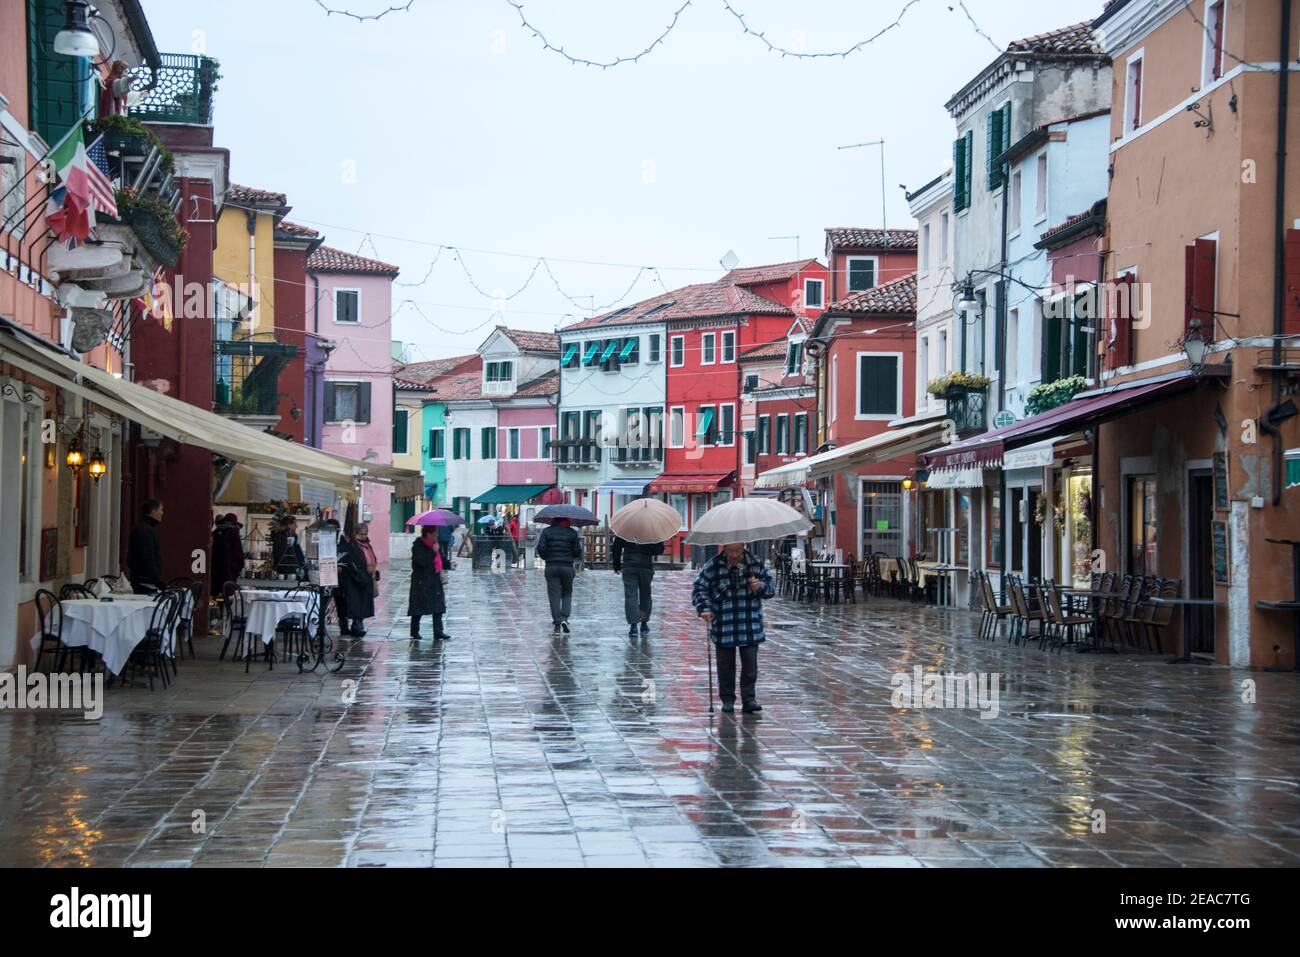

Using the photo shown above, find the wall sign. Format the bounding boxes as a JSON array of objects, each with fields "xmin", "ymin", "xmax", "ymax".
[
  {"xmin": 1212, "ymin": 520, "xmax": 1230, "ymax": 585},
  {"xmin": 1213, "ymin": 452, "xmax": 1229, "ymax": 511}
]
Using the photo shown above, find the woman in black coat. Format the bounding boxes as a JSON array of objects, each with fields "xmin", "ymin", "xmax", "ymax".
[
  {"xmin": 409, "ymin": 526, "xmax": 449, "ymax": 641},
  {"xmin": 337, "ymin": 530, "xmax": 376, "ymax": 637}
]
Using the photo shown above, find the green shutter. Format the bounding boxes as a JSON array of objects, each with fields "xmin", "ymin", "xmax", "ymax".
[
  {"xmin": 987, "ymin": 106, "xmax": 1004, "ymax": 190},
  {"xmin": 1043, "ymin": 309, "xmax": 1062, "ymax": 383},
  {"xmin": 953, "ymin": 137, "xmax": 966, "ymax": 212},
  {"xmin": 28, "ymin": 0, "xmax": 92, "ymax": 149},
  {"xmin": 859, "ymin": 356, "xmax": 899, "ymax": 416}
]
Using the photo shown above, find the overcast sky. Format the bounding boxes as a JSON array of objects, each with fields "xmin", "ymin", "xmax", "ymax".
[{"xmin": 141, "ymin": 0, "xmax": 1105, "ymax": 361}]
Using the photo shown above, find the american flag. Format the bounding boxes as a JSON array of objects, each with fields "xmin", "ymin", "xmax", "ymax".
[{"xmin": 85, "ymin": 135, "xmax": 118, "ymax": 218}]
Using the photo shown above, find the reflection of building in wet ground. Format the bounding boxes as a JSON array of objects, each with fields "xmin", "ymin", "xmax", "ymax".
[{"xmin": 2, "ymin": 562, "xmax": 1298, "ymax": 868}]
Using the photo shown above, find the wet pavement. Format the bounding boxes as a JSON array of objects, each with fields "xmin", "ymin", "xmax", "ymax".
[{"xmin": 2, "ymin": 559, "xmax": 1299, "ymax": 868}]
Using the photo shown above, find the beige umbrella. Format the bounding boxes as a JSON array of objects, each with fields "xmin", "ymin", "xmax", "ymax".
[
  {"xmin": 685, "ymin": 497, "xmax": 811, "ymax": 546},
  {"xmin": 610, "ymin": 498, "xmax": 682, "ymax": 545}
]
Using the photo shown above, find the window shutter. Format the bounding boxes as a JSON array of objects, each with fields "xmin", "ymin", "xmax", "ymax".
[
  {"xmin": 1285, "ymin": 229, "xmax": 1300, "ymax": 336},
  {"xmin": 29, "ymin": 0, "xmax": 89, "ymax": 149},
  {"xmin": 323, "ymin": 382, "xmax": 336, "ymax": 421},
  {"xmin": 357, "ymin": 382, "xmax": 372, "ymax": 424},
  {"xmin": 953, "ymin": 137, "xmax": 967, "ymax": 212},
  {"xmin": 1107, "ymin": 274, "xmax": 1137, "ymax": 370},
  {"xmin": 987, "ymin": 108, "xmax": 1004, "ymax": 190},
  {"xmin": 1188, "ymin": 238, "xmax": 1218, "ymax": 342},
  {"xmin": 1042, "ymin": 307, "xmax": 1062, "ymax": 382}
]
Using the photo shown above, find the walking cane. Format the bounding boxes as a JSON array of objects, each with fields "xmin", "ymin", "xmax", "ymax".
[{"xmin": 706, "ymin": 628, "xmax": 715, "ymax": 714}]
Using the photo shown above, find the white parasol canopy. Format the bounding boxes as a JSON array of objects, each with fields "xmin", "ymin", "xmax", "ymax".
[
  {"xmin": 684, "ymin": 497, "xmax": 811, "ymax": 546},
  {"xmin": 609, "ymin": 498, "xmax": 682, "ymax": 545}
]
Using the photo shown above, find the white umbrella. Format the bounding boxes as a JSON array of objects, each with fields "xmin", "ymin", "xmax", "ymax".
[
  {"xmin": 609, "ymin": 498, "xmax": 681, "ymax": 545},
  {"xmin": 685, "ymin": 497, "xmax": 811, "ymax": 546}
]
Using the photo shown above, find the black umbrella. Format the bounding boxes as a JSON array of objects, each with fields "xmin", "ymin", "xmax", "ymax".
[{"xmin": 533, "ymin": 504, "xmax": 599, "ymax": 527}]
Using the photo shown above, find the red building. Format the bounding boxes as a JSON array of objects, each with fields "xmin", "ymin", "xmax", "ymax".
[
  {"xmin": 738, "ymin": 318, "xmax": 816, "ymax": 496},
  {"xmin": 807, "ymin": 271, "xmax": 920, "ymax": 559},
  {"xmin": 651, "ymin": 260, "xmax": 827, "ymax": 551}
]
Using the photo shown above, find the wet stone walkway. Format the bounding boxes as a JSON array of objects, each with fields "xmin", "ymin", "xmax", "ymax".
[{"xmin": 2, "ymin": 560, "xmax": 1300, "ymax": 868}]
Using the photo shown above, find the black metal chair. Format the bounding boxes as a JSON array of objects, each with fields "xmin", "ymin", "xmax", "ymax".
[
  {"xmin": 34, "ymin": 589, "xmax": 70, "ymax": 673},
  {"xmin": 122, "ymin": 590, "xmax": 180, "ymax": 690},
  {"xmin": 219, "ymin": 581, "xmax": 248, "ymax": 662},
  {"xmin": 59, "ymin": 583, "xmax": 95, "ymax": 601},
  {"xmin": 173, "ymin": 580, "xmax": 205, "ymax": 660}
]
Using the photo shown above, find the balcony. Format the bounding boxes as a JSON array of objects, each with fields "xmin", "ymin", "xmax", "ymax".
[
  {"xmin": 553, "ymin": 438, "xmax": 602, "ymax": 468},
  {"xmin": 614, "ymin": 445, "xmax": 664, "ymax": 467},
  {"xmin": 130, "ymin": 54, "xmax": 221, "ymax": 126},
  {"xmin": 944, "ymin": 386, "xmax": 987, "ymax": 437},
  {"xmin": 214, "ymin": 334, "xmax": 298, "ymax": 426}
]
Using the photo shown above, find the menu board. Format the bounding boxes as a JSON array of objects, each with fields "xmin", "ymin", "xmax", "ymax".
[
  {"xmin": 1213, "ymin": 452, "xmax": 1229, "ymax": 511},
  {"xmin": 1212, "ymin": 520, "xmax": 1230, "ymax": 585}
]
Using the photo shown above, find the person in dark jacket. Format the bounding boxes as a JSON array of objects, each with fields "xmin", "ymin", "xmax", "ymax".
[
  {"xmin": 612, "ymin": 535, "xmax": 666, "ymax": 638},
  {"xmin": 271, "ymin": 516, "xmax": 305, "ymax": 577},
  {"xmin": 211, "ymin": 513, "xmax": 245, "ymax": 595},
  {"xmin": 338, "ymin": 525, "xmax": 376, "ymax": 637},
  {"xmin": 537, "ymin": 517, "xmax": 583, "ymax": 635},
  {"xmin": 128, "ymin": 499, "xmax": 165, "ymax": 594},
  {"xmin": 409, "ymin": 526, "xmax": 449, "ymax": 641},
  {"xmin": 692, "ymin": 542, "xmax": 775, "ymax": 714}
]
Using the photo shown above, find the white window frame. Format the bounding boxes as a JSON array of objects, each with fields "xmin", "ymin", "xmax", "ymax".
[
  {"xmin": 719, "ymin": 403, "xmax": 737, "ymax": 447},
  {"xmin": 846, "ymin": 256, "xmax": 879, "ymax": 293},
  {"xmin": 855, "ymin": 351, "xmax": 904, "ymax": 422},
  {"xmin": 1201, "ymin": 0, "xmax": 1227, "ymax": 87},
  {"xmin": 333, "ymin": 287, "xmax": 362, "ymax": 325},
  {"xmin": 775, "ymin": 413, "xmax": 790, "ymax": 455},
  {"xmin": 0, "ymin": 380, "xmax": 45, "ymax": 620},
  {"xmin": 669, "ymin": 406, "xmax": 686, "ymax": 448},
  {"xmin": 1125, "ymin": 50, "xmax": 1146, "ymax": 133},
  {"xmin": 670, "ymin": 335, "xmax": 685, "ymax": 368},
  {"xmin": 1007, "ymin": 308, "xmax": 1020, "ymax": 388},
  {"xmin": 720, "ymin": 330, "xmax": 736, "ymax": 364},
  {"xmin": 786, "ymin": 340, "xmax": 804, "ymax": 377},
  {"xmin": 804, "ymin": 278, "xmax": 825, "ymax": 309},
  {"xmin": 701, "ymin": 333, "xmax": 716, "ymax": 366},
  {"xmin": 793, "ymin": 413, "xmax": 808, "ymax": 456},
  {"xmin": 757, "ymin": 414, "xmax": 771, "ymax": 455},
  {"xmin": 325, "ymin": 379, "xmax": 364, "ymax": 423},
  {"xmin": 831, "ymin": 355, "xmax": 838, "ymax": 425},
  {"xmin": 940, "ymin": 212, "xmax": 950, "ymax": 262},
  {"xmin": 1009, "ymin": 168, "xmax": 1023, "ymax": 238},
  {"xmin": 508, "ymin": 427, "xmax": 521, "ymax": 460},
  {"xmin": 538, "ymin": 425, "xmax": 553, "ymax": 460},
  {"xmin": 429, "ymin": 427, "xmax": 447, "ymax": 461},
  {"xmin": 648, "ymin": 333, "xmax": 662, "ymax": 363},
  {"xmin": 1034, "ymin": 151, "xmax": 1049, "ymax": 224}
]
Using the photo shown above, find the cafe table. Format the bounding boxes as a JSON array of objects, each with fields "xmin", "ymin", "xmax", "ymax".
[
  {"xmin": 807, "ymin": 563, "xmax": 851, "ymax": 602},
  {"xmin": 34, "ymin": 595, "xmax": 169, "ymax": 676},
  {"xmin": 1150, "ymin": 596, "xmax": 1223, "ymax": 664},
  {"xmin": 241, "ymin": 592, "xmax": 318, "ymax": 671}
]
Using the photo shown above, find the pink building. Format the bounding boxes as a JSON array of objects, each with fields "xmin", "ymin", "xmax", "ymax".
[
  {"xmin": 308, "ymin": 246, "xmax": 401, "ymax": 564},
  {"xmin": 497, "ymin": 372, "xmax": 559, "ymax": 489}
]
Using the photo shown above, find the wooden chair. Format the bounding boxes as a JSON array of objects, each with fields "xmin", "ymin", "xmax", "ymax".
[
  {"xmin": 1124, "ymin": 577, "xmax": 1181, "ymax": 652},
  {"xmin": 1041, "ymin": 581, "xmax": 1093, "ymax": 652},
  {"xmin": 975, "ymin": 572, "xmax": 1012, "ymax": 640},
  {"xmin": 1005, "ymin": 575, "xmax": 1045, "ymax": 645}
]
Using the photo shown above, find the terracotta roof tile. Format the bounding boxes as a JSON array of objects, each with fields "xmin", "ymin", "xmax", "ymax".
[
  {"xmin": 276, "ymin": 220, "xmax": 319, "ymax": 238},
  {"xmin": 395, "ymin": 354, "xmax": 481, "ymax": 386},
  {"xmin": 739, "ymin": 338, "xmax": 788, "ymax": 362},
  {"xmin": 308, "ymin": 245, "xmax": 401, "ymax": 277},
  {"xmin": 497, "ymin": 327, "xmax": 560, "ymax": 354},
  {"xmin": 226, "ymin": 183, "xmax": 288, "ymax": 208},
  {"xmin": 824, "ymin": 227, "xmax": 919, "ymax": 251},
  {"xmin": 514, "ymin": 370, "xmax": 560, "ymax": 398},
  {"xmin": 428, "ymin": 372, "xmax": 486, "ymax": 402},
  {"xmin": 1007, "ymin": 21, "xmax": 1102, "ymax": 56},
  {"xmin": 721, "ymin": 259, "xmax": 823, "ymax": 286},
  {"xmin": 562, "ymin": 271, "xmax": 795, "ymax": 333},
  {"xmin": 828, "ymin": 273, "xmax": 918, "ymax": 315}
]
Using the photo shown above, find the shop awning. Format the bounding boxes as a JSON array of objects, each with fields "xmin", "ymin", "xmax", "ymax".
[
  {"xmin": 618, "ymin": 339, "xmax": 637, "ymax": 359},
  {"xmin": 472, "ymin": 484, "xmax": 554, "ymax": 505},
  {"xmin": 695, "ymin": 409, "xmax": 715, "ymax": 437},
  {"xmin": 598, "ymin": 478, "xmax": 652, "ymax": 495},
  {"xmin": 924, "ymin": 374, "xmax": 1204, "ymax": 471},
  {"xmin": 756, "ymin": 420, "xmax": 947, "ymax": 489},
  {"xmin": 926, "ymin": 466, "xmax": 988, "ymax": 490},
  {"xmin": 582, "ymin": 343, "xmax": 600, "ymax": 365},
  {"xmin": 562, "ymin": 344, "xmax": 578, "ymax": 366},
  {"xmin": 0, "ymin": 322, "xmax": 419, "ymax": 497},
  {"xmin": 648, "ymin": 472, "xmax": 734, "ymax": 495}
]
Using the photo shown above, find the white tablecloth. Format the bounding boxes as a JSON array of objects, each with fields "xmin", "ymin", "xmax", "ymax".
[
  {"xmin": 32, "ymin": 597, "xmax": 169, "ymax": 676},
  {"xmin": 243, "ymin": 598, "xmax": 314, "ymax": 648}
]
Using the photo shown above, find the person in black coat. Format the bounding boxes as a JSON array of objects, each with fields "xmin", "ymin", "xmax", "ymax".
[
  {"xmin": 537, "ymin": 517, "xmax": 583, "ymax": 635},
  {"xmin": 409, "ymin": 526, "xmax": 449, "ymax": 641},
  {"xmin": 612, "ymin": 535, "xmax": 666, "ymax": 638},
  {"xmin": 127, "ymin": 499, "xmax": 165, "ymax": 594},
  {"xmin": 337, "ymin": 528, "xmax": 375, "ymax": 637},
  {"xmin": 211, "ymin": 513, "xmax": 245, "ymax": 595},
  {"xmin": 271, "ymin": 516, "xmax": 306, "ymax": 577}
]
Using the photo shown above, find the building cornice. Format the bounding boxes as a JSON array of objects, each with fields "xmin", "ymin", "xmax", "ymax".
[{"xmin": 1094, "ymin": 0, "xmax": 1184, "ymax": 56}]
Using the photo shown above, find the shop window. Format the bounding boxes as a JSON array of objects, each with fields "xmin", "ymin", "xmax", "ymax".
[{"xmin": 1127, "ymin": 475, "xmax": 1158, "ymax": 577}]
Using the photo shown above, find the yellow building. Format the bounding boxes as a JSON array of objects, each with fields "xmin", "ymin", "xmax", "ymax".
[{"xmin": 214, "ymin": 183, "xmax": 288, "ymax": 338}]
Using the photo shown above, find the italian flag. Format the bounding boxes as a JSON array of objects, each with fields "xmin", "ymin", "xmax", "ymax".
[{"xmin": 44, "ymin": 125, "xmax": 94, "ymax": 244}]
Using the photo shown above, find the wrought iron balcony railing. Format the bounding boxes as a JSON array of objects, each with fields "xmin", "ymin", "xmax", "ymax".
[
  {"xmin": 944, "ymin": 386, "xmax": 987, "ymax": 436},
  {"xmin": 131, "ymin": 54, "xmax": 221, "ymax": 125},
  {"xmin": 214, "ymin": 334, "xmax": 297, "ymax": 416}
]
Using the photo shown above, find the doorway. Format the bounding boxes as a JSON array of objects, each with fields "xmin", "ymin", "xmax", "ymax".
[{"xmin": 1187, "ymin": 470, "xmax": 1216, "ymax": 654}]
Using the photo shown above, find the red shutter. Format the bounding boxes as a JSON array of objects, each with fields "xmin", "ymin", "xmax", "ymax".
[
  {"xmin": 1108, "ymin": 273, "xmax": 1136, "ymax": 370},
  {"xmin": 1285, "ymin": 229, "xmax": 1300, "ymax": 336},
  {"xmin": 1186, "ymin": 238, "xmax": 1218, "ymax": 341}
]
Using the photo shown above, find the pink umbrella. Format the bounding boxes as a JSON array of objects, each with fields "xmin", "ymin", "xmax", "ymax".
[{"xmin": 406, "ymin": 509, "xmax": 465, "ymax": 528}]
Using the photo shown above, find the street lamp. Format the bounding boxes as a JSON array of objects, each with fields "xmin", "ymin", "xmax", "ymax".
[
  {"xmin": 1183, "ymin": 318, "xmax": 1209, "ymax": 374},
  {"xmin": 53, "ymin": 1, "xmax": 99, "ymax": 58},
  {"xmin": 87, "ymin": 448, "xmax": 107, "ymax": 481},
  {"xmin": 956, "ymin": 280, "xmax": 980, "ymax": 316},
  {"xmin": 65, "ymin": 434, "xmax": 85, "ymax": 473}
]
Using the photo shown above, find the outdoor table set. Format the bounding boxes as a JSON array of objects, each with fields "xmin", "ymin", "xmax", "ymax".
[{"xmin": 226, "ymin": 587, "xmax": 323, "ymax": 672}]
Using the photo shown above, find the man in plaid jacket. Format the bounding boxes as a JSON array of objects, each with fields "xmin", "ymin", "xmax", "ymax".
[{"xmin": 692, "ymin": 543, "xmax": 775, "ymax": 714}]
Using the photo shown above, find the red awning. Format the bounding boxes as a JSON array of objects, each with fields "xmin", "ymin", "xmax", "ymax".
[
  {"xmin": 925, "ymin": 375, "xmax": 1203, "ymax": 471},
  {"xmin": 647, "ymin": 472, "xmax": 735, "ymax": 495}
]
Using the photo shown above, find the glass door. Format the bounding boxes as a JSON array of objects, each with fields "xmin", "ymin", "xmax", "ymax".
[{"xmin": 861, "ymin": 480, "xmax": 904, "ymax": 558}]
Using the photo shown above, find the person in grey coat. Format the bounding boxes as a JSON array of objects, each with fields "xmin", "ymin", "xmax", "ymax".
[
  {"xmin": 537, "ymin": 518, "xmax": 583, "ymax": 635},
  {"xmin": 612, "ymin": 535, "xmax": 665, "ymax": 638}
]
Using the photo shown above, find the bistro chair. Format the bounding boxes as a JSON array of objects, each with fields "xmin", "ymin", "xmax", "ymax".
[
  {"xmin": 975, "ymin": 572, "xmax": 1012, "ymax": 640},
  {"xmin": 1005, "ymin": 575, "xmax": 1045, "ymax": 645},
  {"xmin": 121, "ymin": 590, "xmax": 180, "ymax": 691},
  {"xmin": 1124, "ymin": 577, "xmax": 1182, "ymax": 653},
  {"xmin": 59, "ymin": 583, "xmax": 95, "ymax": 601},
  {"xmin": 172, "ymin": 580, "xmax": 205, "ymax": 661},
  {"xmin": 219, "ymin": 581, "xmax": 248, "ymax": 662},
  {"xmin": 34, "ymin": 589, "xmax": 70, "ymax": 674},
  {"xmin": 1041, "ymin": 581, "xmax": 1093, "ymax": 653}
]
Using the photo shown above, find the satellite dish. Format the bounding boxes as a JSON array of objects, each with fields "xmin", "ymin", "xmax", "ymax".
[{"xmin": 719, "ymin": 250, "xmax": 740, "ymax": 271}]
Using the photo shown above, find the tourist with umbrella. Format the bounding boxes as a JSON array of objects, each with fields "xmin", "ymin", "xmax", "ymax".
[
  {"xmin": 688, "ymin": 498, "xmax": 810, "ymax": 714},
  {"xmin": 610, "ymin": 498, "xmax": 679, "ymax": 639},
  {"xmin": 406, "ymin": 509, "xmax": 463, "ymax": 641},
  {"xmin": 534, "ymin": 504, "xmax": 596, "ymax": 635}
]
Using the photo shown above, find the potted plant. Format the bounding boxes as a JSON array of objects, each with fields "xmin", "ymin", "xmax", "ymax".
[
  {"xmin": 111, "ymin": 187, "xmax": 187, "ymax": 267},
  {"xmin": 926, "ymin": 371, "xmax": 992, "ymax": 400},
  {"xmin": 1025, "ymin": 375, "xmax": 1087, "ymax": 416},
  {"xmin": 87, "ymin": 115, "xmax": 176, "ymax": 175}
]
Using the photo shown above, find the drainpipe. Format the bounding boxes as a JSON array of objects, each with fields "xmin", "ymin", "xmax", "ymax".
[
  {"xmin": 311, "ymin": 273, "xmax": 322, "ymax": 447},
  {"xmin": 1268, "ymin": 0, "xmax": 1294, "ymax": 506},
  {"xmin": 245, "ymin": 211, "xmax": 257, "ymax": 334}
]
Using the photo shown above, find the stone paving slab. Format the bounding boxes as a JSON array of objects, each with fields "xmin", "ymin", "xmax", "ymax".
[{"xmin": 1, "ymin": 561, "xmax": 1298, "ymax": 868}]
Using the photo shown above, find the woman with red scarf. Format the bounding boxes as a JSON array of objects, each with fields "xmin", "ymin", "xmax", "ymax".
[{"xmin": 409, "ymin": 525, "xmax": 449, "ymax": 640}]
